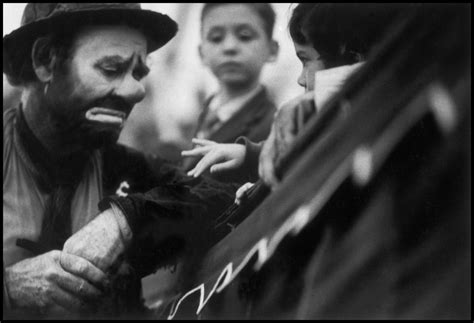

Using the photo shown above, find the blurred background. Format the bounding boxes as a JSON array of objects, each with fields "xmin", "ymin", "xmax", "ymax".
[{"xmin": 3, "ymin": 3, "xmax": 302, "ymax": 161}]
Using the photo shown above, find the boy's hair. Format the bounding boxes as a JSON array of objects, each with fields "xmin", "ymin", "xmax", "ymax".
[
  {"xmin": 290, "ymin": 3, "xmax": 405, "ymax": 68},
  {"xmin": 201, "ymin": 3, "xmax": 276, "ymax": 39}
]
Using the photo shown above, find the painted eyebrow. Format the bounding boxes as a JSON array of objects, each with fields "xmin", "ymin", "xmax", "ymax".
[
  {"xmin": 94, "ymin": 55, "xmax": 131, "ymax": 67},
  {"xmin": 94, "ymin": 55, "xmax": 150, "ymax": 76}
]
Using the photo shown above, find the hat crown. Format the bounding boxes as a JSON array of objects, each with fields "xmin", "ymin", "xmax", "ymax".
[
  {"xmin": 21, "ymin": 3, "xmax": 142, "ymax": 26},
  {"xmin": 4, "ymin": 2, "xmax": 178, "ymax": 83}
]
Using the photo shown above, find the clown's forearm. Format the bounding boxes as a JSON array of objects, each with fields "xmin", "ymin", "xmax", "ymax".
[
  {"xmin": 62, "ymin": 206, "xmax": 132, "ymax": 274},
  {"xmin": 95, "ymin": 177, "xmax": 237, "ymax": 277}
]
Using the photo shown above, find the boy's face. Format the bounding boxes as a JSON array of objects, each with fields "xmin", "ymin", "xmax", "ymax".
[
  {"xmin": 294, "ymin": 42, "xmax": 326, "ymax": 92},
  {"xmin": 200, "ymin": 4, "xmax": 277, "ymax": 88}
]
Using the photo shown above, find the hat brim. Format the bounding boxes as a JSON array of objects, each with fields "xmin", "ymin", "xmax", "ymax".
[{"xmin": 3, "ymin": 8, "xmax": 178, "ymax": 76}]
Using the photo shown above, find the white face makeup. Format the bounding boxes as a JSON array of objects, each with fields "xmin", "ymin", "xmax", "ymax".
[
  {"xmin": 85, "ymin": 107, "xmax": 126, "ymax": 125},
  {"xmin": 74, "ymin": 25, "xmax": 148, "ymax": 127},
  {"xmin": 46, "ymin": 25, "xmax": 149, "ymax": 148}
]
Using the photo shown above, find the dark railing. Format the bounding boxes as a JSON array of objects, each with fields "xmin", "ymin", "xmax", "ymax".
[{"xmin": 164, "ymin": 4, "xmax": 470, "ymax": 319}]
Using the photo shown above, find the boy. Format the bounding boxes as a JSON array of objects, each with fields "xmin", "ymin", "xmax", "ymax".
[{"xmin": 182, "ymin": 3, "xmax": 279, "ymax": 174}]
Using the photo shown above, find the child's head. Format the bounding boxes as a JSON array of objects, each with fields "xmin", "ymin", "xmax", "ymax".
[
  {"xmin": 199, "ymin": 3, "xmax": 279, "ymax": 91},
  {"xmin": 289, "ymin": 3, "xmax": 404, "ymax": 92},
  {"xmin": 302, "ymin": 4, "xmax": 404, "ymax": 67},
  {"xmin": 289, "ymin": 3, "xmax": 323, "ymax": 91}
]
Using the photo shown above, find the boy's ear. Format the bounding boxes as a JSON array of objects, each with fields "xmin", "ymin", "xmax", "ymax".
[
  {"xmin": 31, "ymin": 36, "xmax": 57, "ymax": 83},
  {"xmin": 266, "ymin": 40, "xmax": 279, "ymax": 63}
]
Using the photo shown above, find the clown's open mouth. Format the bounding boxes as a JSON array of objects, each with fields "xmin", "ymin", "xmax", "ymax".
[{"xmin": 85, "ymin": 107, "xmax": 127, "ymax": 126}]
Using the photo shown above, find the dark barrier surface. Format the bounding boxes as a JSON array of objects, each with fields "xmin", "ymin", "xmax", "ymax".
[{"xmin": 159, "ymin": 4, "xmax": 471, "ymax": 320}]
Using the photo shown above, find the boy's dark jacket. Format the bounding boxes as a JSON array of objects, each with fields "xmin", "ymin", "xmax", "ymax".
[
  {"xmin": 199, "ymin": 86, "xmax": 276, "ymax": 144},
  {"xmin": 182, "ymin": 86, "xmax": 276, "ymax": 176}
]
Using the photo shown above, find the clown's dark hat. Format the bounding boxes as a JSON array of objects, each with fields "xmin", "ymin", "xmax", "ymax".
[{"xmin": 3, "ymin": 3, "xmax": 178, "ymax": 77}]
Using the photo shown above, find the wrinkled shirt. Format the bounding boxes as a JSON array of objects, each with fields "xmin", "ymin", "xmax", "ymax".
[{"xmin": 3, "ymin": 107, "xmax": 102, "ymax": 266}]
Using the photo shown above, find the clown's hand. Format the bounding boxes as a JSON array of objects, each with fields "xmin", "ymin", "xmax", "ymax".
[
  {"xmin": 4, "ymin": 250, "xmax": 106, "ymax": 314},
  {"xmin": 62, "ymin": 205, "xmax": 132, "ymax": 274}
]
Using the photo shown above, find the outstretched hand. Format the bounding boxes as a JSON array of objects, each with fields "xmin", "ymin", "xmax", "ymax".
[{"xmin": 182, "ymin": 138, "xmax": 246, "ymax": 178}]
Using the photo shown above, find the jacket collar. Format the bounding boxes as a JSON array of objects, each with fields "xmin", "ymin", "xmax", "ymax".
[{"xmin": 207, "ymin": 86, "xmax": 272, "ymax": 143}]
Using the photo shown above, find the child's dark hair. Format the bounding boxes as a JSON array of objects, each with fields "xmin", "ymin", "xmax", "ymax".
[
  {"xmin": 290, "ymin": 3, "xmax": 406, "ymax": 68},
  {"xmin": 201, "ymin": 3, "xmax": 276, "ymax": 39},
  {"xmin": 288, "ymin": 3, "xmax": 316, "ymax": 45}
]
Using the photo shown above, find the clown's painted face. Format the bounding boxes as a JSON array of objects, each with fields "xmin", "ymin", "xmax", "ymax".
[{"xmin": 46, "ymin": 24, "xmax": 149, "ymax": 149}]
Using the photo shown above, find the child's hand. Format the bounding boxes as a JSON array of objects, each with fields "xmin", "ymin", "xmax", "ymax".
[{"xmin": 182, "ymin": 138, "xmax": 246, "ymax": 178}]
